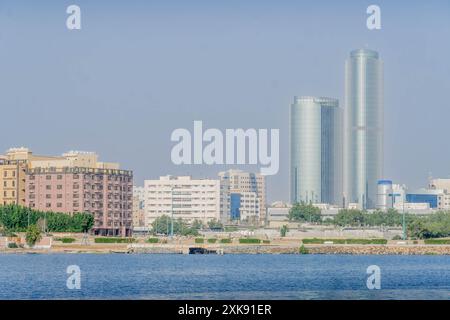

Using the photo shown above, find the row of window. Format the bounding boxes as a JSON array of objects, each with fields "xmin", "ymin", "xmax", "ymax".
[{"xmin": 2, "ymin": 191, "xmax": 16, "ymax": 197}]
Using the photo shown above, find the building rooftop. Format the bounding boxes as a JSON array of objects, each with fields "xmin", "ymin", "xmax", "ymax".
[{"xmin": 350, "ymin": 48, "xmax": 379, "ymax": 59}]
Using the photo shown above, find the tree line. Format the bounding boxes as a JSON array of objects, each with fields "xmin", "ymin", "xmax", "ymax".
[
  {"xmin": 151, "ymin": 215, "xmax": 224, "ymax": 236},
  {"xmin": 289, "ymin": 202, "xmax": 450, "ymax": 239},
  {"xmin": 0, "ymin": 205, "xmax": 94, "ymax": 233}
]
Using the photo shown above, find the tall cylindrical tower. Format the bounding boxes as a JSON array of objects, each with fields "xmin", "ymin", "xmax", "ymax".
[
  {"xmin": 290, "ymin": 96, "xmax": 342, "ymax": 205},
  {"xmin": 344, "ymin": 49, "xmax": 383, "ymax": 209}
]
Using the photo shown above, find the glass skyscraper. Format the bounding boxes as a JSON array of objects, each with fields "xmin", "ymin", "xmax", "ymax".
[
  {"xmin": 344, "ymin": 49, "xmax": 383, "ymax": 209},
  {"xmin": 290, "ymin": 96, "xmax": 342, "ymax": 205}
]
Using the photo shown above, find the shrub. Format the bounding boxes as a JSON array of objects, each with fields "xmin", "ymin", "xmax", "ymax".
[
  {"xmin": 146, "ymin": 238, "xmax": 159, "ymax": 243},
  {"xmin": 239, "ymin": 238, "xmax": 261, "ymax": 244},
  {"xmin": 299, "ymin": 244, "xmax": 309, "ymax": 254},
  {"xmin": 25, "ymin": 224, "xmax": 42, "ymax": 247},
  {"xmin": 302, "ymin": 238, "xmax": 325, "ymax": 244},
  {"xmin": 94, "ymin": 237, "xmax": 135, "ymax": 243},
  {"xmin": 262, "ymin": 240, "xmax": 270, "ymax": 244},
  {"xmin": 280, "ymin": 225, "xmax": 288, "ymax": 237},
  {"xmin": 55, "ymin": 237, "xmax": 76, "ymax": 243},
  {"xmin": 220, "ymin": 238, "xmax": 232, "ymax": 244},
  {"xmin": 195, "ymin": 238, "xmax": 204, "ymax": 244},
  {"xmin": 345, "ymin": 238, "xmax": 387, "ymax": 245},
  {"xmin": 302, "ymin": 238, "xmax": 387, "ymax": 245},
  {"xmin": 207, "ymin": 238, "xmax": 217, "ymax": 243},
  {"xmin": 424, "ymin": 239, "xmax": 450, "ymax": 245},
  {"xmin": 7, "ymin": 242, "xmax": 18, "ymax": 249}
]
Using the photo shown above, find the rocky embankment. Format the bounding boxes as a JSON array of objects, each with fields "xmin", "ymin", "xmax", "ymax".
[
  {"xmin": 3, "ymin": 243, "xmax": 450, "ymax": 255},
  {"xmin": 304, "ymin": 245, "xmax": 450, "ymax": 255},
  {"xmin": 131, "ymin": 244, "xmax": 450, "ymax": 255}
]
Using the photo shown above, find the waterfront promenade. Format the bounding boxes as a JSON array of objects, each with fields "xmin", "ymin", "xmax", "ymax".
[{"xmin": 1, "ymin": 234, "xmax": 450, "ymax": 255}]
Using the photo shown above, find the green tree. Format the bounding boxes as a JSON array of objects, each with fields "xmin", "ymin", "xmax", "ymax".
[
  {"xmin": 207, "ymin": 219, "xmax": 223, "ymax": 230},
  {"xmin": 191, "ymin": 219, "xmax": 204, "ymax": 230},
  {"xmin": 280, "ymin": 224, "xmax": 289, "ymax": 237},
  {"xmin": 407, "ymin": 211, "xmax": 450, "ymax": 239},
  {"xmin": 333, "ymin": 209, "xmax": 366, "ymax": 227},
  {"xmin": 288, "ymin": 202, "xmax": 321, "ymax": 223},
  {"xmin": 151, "ymin": 215, "xmax": 199, "ymax": 236},
  {"xmin": 0, "ymin": 205, "xmax": 94, "ymax": 233},
  {"xmin": 25, "ymin": 224, "xmax": 42, "ymax": 247},
  {"xmin": 152, "ymin": 215, "xmax": 171, "ymax": 235}
]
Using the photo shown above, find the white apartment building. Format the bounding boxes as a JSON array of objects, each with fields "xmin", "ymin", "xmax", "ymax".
[
  {"xmin": 218, "ymin": 169, "xmax": 266, "ymax": 225},
  {"xmin": 234, "ymin": 191, "xmax": 260, "ymax": 223},
  {"xmin": 144, "ymin": 176, "xmax": 221, "ymax": 224}
]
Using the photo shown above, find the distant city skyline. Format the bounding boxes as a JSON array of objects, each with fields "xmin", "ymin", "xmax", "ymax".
[{"xmin": 1, "ymin": 1, "xmax": 450, "ymax": 202}]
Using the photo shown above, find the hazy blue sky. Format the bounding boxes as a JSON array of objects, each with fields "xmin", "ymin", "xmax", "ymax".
[{"xmin": 1, "ymin": 1, "xmax": 449, "ymax": 202}]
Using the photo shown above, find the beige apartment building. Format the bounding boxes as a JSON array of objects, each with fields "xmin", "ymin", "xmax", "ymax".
[
  {"xmin": 0, "ymin": 156, "xmax": 27, "ymax": 206},
  {"xmin": 428, "ymin": 178, "xmax": 450, "ymax": 209},
  {"xmin": 429, "ymin": 179, "xmax": 450, "ymax": 194}
]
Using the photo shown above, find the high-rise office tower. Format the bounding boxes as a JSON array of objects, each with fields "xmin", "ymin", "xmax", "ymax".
[
  {"xmin": 290, "ymin": 96, "xmax": 342, "ymax": 205},
  {"xmin": 344, "ymin": 49, "xmax": 383, "ymax": 209}
]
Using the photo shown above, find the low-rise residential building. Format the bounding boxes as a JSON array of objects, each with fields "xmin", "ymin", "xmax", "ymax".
[
  {"xmin": 144, "ymin": 175, "xmax": 221, "ymax": 224},
  {"xmin": 267, "ymin": 201, "xmax": 291, "ymax": 222}
]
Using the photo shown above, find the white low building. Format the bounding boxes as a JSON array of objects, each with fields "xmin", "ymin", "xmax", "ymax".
[{"xmin": 144, "ymin": 175, "xmax": 221, "ymax": 224}]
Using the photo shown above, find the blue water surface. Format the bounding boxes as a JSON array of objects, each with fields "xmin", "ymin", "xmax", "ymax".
[{"xmin": 0, "ymin": 254, "xmax": 448, "ymax": 300}]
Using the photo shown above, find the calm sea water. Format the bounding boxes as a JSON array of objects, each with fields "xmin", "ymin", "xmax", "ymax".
[{"xmin": 0, "ymin": 254, "xmax": 449, "ymax": 300}]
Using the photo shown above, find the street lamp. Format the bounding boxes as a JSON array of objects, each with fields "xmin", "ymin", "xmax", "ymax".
[
  {"xmin": 402, "ymin": 200, "xmax": 406, "ymax": 240},
  {"xmin": 170, "ymin": 186, "xmax": 174, "ymax": 238}
]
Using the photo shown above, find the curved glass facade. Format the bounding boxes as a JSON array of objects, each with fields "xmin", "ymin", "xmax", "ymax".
[
  {"xmin": 290, "ymin": 96, "xmax": 342, "ymax": 205},
  {"xmin": 344, "ymin": 49, "xmax": 383, "ymax": 209}
]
